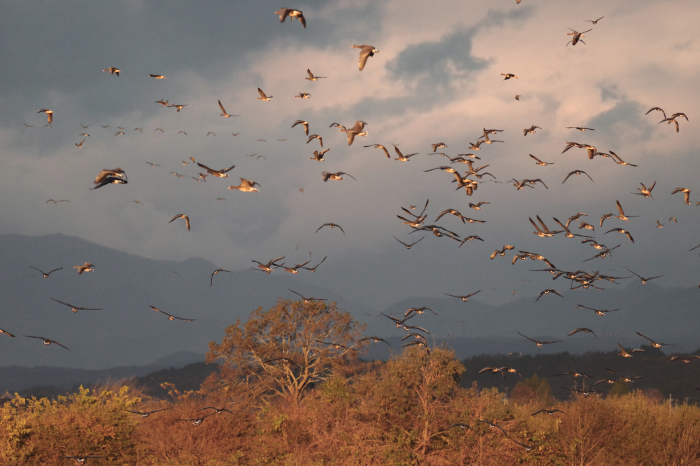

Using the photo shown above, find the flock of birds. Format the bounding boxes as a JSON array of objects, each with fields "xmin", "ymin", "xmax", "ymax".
[{"xmin": 4, "ymin": 3, "xmax": 700, "ymax": 462}]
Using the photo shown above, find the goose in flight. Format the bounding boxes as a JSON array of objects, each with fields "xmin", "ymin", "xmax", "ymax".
[
  {"xmin": 322, "ymin": 171, "xmax": 356, "ymax": 182},
  {"xmin": 444, "ymin": 290, "xmax": 481, "ymax": 302},
  {"xmin": 37, "ymin": 108, "xmax": 53, "ymax": 124},
  {"xmin": 73, "ymin": 262, "xmax": 94, "ymax": 274},
  {"xmin": 51, "ymin": 298, "xmax": 101, "ymax": 313},
  {"xmin": 645, "ymin": 107, "xmax": 667, "ymax": 119},
  {"xmin": 149, "ymin": 74, "xmax": 166, "ymax": 79},
  {"xmin": 562, "ymin": 170, "xmax": 593, "ymax": 184},
  {"xmin": 469, "ymin": 201, "xmax": 490, "ymax": 210},
  {"xmin": 605, "ymin": 228, "xmax": 634, "ymax": 243},
  {"xmin": 176, "ymin": 414, "xmax": 214, "ymax": 425},
  {"xmin": 229, "ymin": 178, "xmax": 260, "ymax": 192},
  {"xmin": 257, "ymin": 88, "xmax": 273, "ymax": 101},
  {"xmin": 305, "ymin": 69, "xmax": 325, "ymax": 81},
  {"xmin": 218, "ymin": 100, "xmax": 239, "ymax": 117},
  {"xmin": 168, "ymin": 104, "xmax": 187, "ymax": 112},
  {"xmin": 518, "ymin": 332, "xmax": 562, "ymax": 347},
  {"xmin": 149, "ymin": 305, "xmax": 194, "ymax": 322},
  {"xmin": 316, "ymin": 223, "xmax": 345, "ymax": 235},
  {"xmin": 292, "ymin": 120, "xmax": 309, "ymax": 135},
  {"xmin": 532, "ymin": 409, "xmax": 566, "ymax": 416},
  {"xmin": 617, "ymin": 343, "xmax": 645, "ymax": 358},
  {"xmin": 344, "ymin": 121, "xmax": 368, "ymax": 145},
  {"xmin": 196, "ymin": 162, "xmax": 235, "ymax": 178},
  {"xmin": 566, "ymin": 28, "xmax": 591, "ymax": 46},
  {"xmin": 529, "ymin": 154, "xmax": 554, "ymax": 166},
  {"xmin": 535, "ymin": 289, "xmax": 563, "ymax": 302},
  {"xmin": 275, "ymin": 8, "xmax": 305, "ymax": 28},
  {"xmin": 672, "ymin": 187, "xmax": 691, "ymax": 204},
  {"xmin": 295, "ymin": 92, "xmax": 311, "ymax": 99},
  {"xmin": 311, "ymin": 149, "xmax": 330, "ymax": 161},
  {"xmin": 478, "ymin": 366, "xmax": 522, "ymax": 380},
  {"xmin": 575, "ymin": 304, "xmax": 618, "ymax": 316},
  {"xmin": 614, "ymin": 200, "xmax": 637, "ymax": 222},
  {"xmin": 210, "ymin": 269, "xmax": 233, "ymax": 286},
  {"xmin": 393, "ymin": 145, "xmax": 418, "ymax": 162},
  {"xmin": 352, "ymin": 45, "xmax": 379, "ymax": 70},
  {"xmin": 351, "ymin": 45, "xmax": 379, "ymax": 71},
  {"xmin": 64, "ymin": 455, "xmax": 105, "ymax": 464},
  {"xmin": 529, "ymin": 215, "xmax": 560, "ymax": 238},
  {"xmin": 25, "ymin": 335, "xmax": 69, "ymax": 350},
  {"xmin": 660, "ymin": 113, "xmax": 688, "ymax": 133},
  {"xmin": 568, "ymin": 328, "xmax": 597, "ymax": 339},
  {"xmin": 501, "ymin": 73, "xmax": 518, "ymax": 80},
  {"xmin": 431, "ymin": 142, "xmax": 448, "ymax": 152},
  {"xmin": 490, "ymin": 245, "xmax": 514, "ymax": 259},
  {"xmin": 523, "ymin": 125, "xmax": 541, "ymax": 136},
  {"xmin": 45, "ymin": 199, "xmax": 69, "ymax": 204},
  {"xmin": 103, "ymin": 66, "xmax": 120, "ymax": 76},
  {"xmin": 0, "ymin": 328, "xmax": 15, "ymax": 337},
  {"xmin": 169, "ymin": 214, "xmax": 190, "ymax": 231},
  {"xmin": 300, "ymin": 256, "xmax": 326, "ymax": 273},
  {"xmin": 29, "ymin": 266, "xmax": 63, "ymax": 278},
  {"xmin": 393, "ymin": 235, "xmax": 424, "ymax": 249},
  {"xmin": 624, "ymin": 268, "xmax": 663, "ymax": 284},
  {"xmin": 75, "ymin": 139, "xmax": 85, "ymax": 148},
  {"xmin": 586, "ymin": 16, "xmax": 604, "ymax": 24},
  {"xmin": 252, "ymin": 257, "xmax": 284, "ymax": 274},
  {"xmin": 633, "ymin": 182, "xmax": 656, "ymax": 198},
  {"xmin": 125, "ymin": 408, "xmax": 169, "ymax": 418},
  {"xmin": 307, "ymin": 134, "xmax": 323, "ymax": 147},
  {"xmin": 636, "ymin": 331, "xmax": 673, "ymax": 348},
  {"xmin": 288, "ymin": 289, "xmax": 326, "ymax": 303},
  {"xmin": 566, "ymin": 126, "xmax": 595, "ymax": 131},
  {"xmin": 92, "ymin": 168, "xmax": 127, "ymax": 189}
]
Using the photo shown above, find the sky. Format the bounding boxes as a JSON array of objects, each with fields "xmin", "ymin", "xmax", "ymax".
[{"xmin": 1, "ymin": 0, "xmax": 699, "ymax": 317}]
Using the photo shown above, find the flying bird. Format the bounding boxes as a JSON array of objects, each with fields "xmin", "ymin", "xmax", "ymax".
[
  {"xmin": 566, "ymin": 28, "xmax": 591, "ymax": 46},
  {"xmin": 73, "ymin": 262, "xmax": 94, "ymax": 274},
  {"xmin": 37, "ymin": 108, "xmax": 53, "ymax": 124},
  {"xmin": 257, "ymin": 88, "xmax": 273, "ymax": 101},
  {"xmin": 518, "ymin": 332, "xmax": 562, "ymax": 347},
  {"xmin": 562, "ymin": 170, "xmax": 593, "ymax": 184},
  {"xmin": 210, "ymin": 269, "xmax": 233, "ymax": 286},
  {"xmin": 501, "ymin": 73, "xmax": 518, "ymax": 80},
  {"xmin": 229, "ymin": 178, "xmax": 261, "ymax": 192},
  {"xmin": 352, "ymin": 45, "xmax": 379, "ymax": 70},
  {"xmin": 529, "ymin": 154, "xmax": 554, "ymax": 166},
  {"xmin": 523, "ymin": 125, "xmax": 541, "ymax": 136},
  {"xmin": 218, "ymin": 100, "xmax": 239, "ymax": 118},
  {"xmin": 322, "ymin": 171, "xmax": 356, "ymax": 182},
  {"xmin": 196, "ymin": 162, "xmax": 235, "ymax": 178},
  {"xmin": 169, "ymin": 214, "xmax": 190, "ymax": 231},
  {"xmin": 92, "ymin": 168, "xmax": 127, "ymax": 189},
  {"xmin": 568, "ymin": 328, "xmax": 597, "ymax": 339},
  {"xmin": 125, "ymin": 408, "xmax": 169, "ymax": 418},
  {"xmin": 305, "ymin": 69, "xmax": 325, "ymax": 81},
  {"xmin": 316, "ymin": 223, "xmax": 345, "ymax": 235},
  {"xmin": 149, "ymin": 305, "xmax": 194, "ymax": 322},
  {"xmin": 29, "ymin": 266, "xmax": 62, "ymax": 278},
  {"xmin": 25, "ymin": 335, "xmax": 69, "ymax": 350},
  {"xmin": 444, "ymin": 290, "xmax": 481, "ymax": 302},
  {"xmin": 671, "ymin": 187, "xmax": 691, "ymax": 204},
  {"xmin": 292, "ymin": 120, "xmax": 309, "ymax": 135},
  {"xmin": 103, "ymin": 66, "xmax": 120, "ymax": 76},
  {"xmin": 51, "ymin": 298, "xmax": 102, "ymax": 313},
  {"xmin": 393, "ymin": 235, "xmax": 425, "ymax": 249},
  {"xmin": 275, "ymin": 8, "xmax": 306, "ymax": 28}
]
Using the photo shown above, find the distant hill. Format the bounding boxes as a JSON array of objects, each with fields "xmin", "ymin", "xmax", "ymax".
[{"xmin": 0, "ymin": 233, "xmax": 375, "ymax": 369}]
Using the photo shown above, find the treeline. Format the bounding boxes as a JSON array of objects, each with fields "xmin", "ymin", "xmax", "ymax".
[
  {"xmin": 463, "ymin": 346, "xmax": 700, "ymax": 404},
  {"xmin": 2, "ymin": 300, "xmax": 699, "ymax": 465}
]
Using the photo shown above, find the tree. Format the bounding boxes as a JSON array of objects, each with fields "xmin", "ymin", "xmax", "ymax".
[{"xmin": 206, "ymin": 299, "xmax": 365, "ymax": 404}]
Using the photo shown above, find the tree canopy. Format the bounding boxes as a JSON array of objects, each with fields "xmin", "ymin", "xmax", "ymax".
[{"xmin": 206, "ymin": 299, "xmax": 365, "ymax": 403}]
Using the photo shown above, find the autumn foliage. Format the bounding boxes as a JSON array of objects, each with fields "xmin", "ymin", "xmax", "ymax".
[{"xmin": 3, "ymin": 300, "xmax": 700, "ymax": 465}]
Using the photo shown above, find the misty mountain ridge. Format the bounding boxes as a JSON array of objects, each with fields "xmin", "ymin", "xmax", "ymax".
[{"xmin": 0, "ymin": 233, "xmax": 697, "ymax": 370}]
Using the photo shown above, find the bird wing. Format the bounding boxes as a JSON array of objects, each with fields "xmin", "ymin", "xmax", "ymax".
[{"xmin": 258, "ymin": 88, "xmax": 267, "ymax": 98}]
